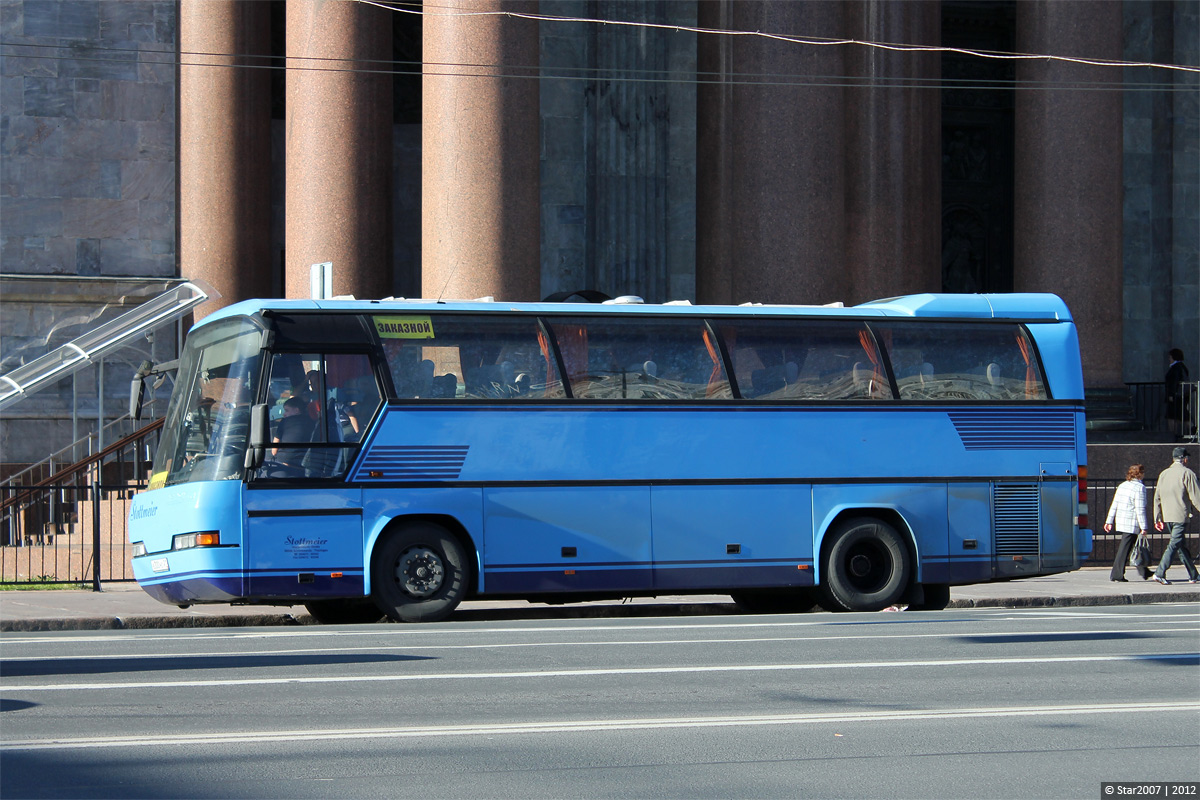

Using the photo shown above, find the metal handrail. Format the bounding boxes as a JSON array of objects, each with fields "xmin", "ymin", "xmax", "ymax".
[
  {"xmin": 0, "ymin": 418, "xmax": 164, "ymax": 516},
  {"xmin": 2, "ymin": 413, "xmax": 143, "ymax": 488}
]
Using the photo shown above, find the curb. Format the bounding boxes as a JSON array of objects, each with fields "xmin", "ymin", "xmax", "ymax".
[
  {"xmin": 3, "ymin": 593, "xmax": 1197, "ymax": 633},
  {"xmin": 947, "ymin": 591, "xmax": 1200, "ymax": 609},
  {"xmin": 0, "ymin": 614, "xmax": 310, "ymax": 633}
]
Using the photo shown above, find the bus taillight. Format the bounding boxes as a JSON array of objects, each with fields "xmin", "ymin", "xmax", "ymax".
[{"xmin": 1077, "ymin": 466, "xmax": 1088, "ymax": 529}]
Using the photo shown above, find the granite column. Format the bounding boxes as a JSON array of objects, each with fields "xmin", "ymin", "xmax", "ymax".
[
  {"xmin": 422, "ymin": 0, "xmax": 541, "ymax": 302},
  {"xmin": 179, "ymin": 0, "xmax": 273, "ymax": 318},
  {"xmin": 285, "ymin": 0, "xmax": 393, "ymax": 300},
  {"xmin": 844, "ymin": 0, "xmax": 941, "ymax": 304},
  {"xmin": 697, "ymin": 0, "xmax": 847, "ymax": 306},
  {"xmin": 1014, "ymin": 1, "xmax": 1123, "ymax": 387}
]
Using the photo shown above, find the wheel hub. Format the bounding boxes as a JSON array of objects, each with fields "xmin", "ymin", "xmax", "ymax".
[
  {"xmin": 849, "ymin": 553, "xmax": 873, "ymax": 578},
  {"xmin": 397, "ymin": 546, "xmax": 445, "ymax": 597}
]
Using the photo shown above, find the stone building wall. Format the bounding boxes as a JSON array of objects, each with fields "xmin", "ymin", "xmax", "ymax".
[
  {"xmin": 1122, "ymin": 0, "xmax": 1200, "ymax": 382},
  {"xmin": 0, "ymin": 0, "xmax": 178, "ymax": 467},
  {"xmin": 1, "ymin": 0, "xmax": 177, "ymax": 279}
]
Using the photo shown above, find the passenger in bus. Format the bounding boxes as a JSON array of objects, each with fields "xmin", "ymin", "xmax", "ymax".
[
  {"xmin": 416, "ymin": 359, "xmax": 435, "ymax": 397},
  {"xmin": 785, "ymin": 361, "xmax": 799, "ymax": 386},
  {"xmin": 271, "ymin": 396, "xmax": 316, "ymax": 468},
  {"xmin": 431, "ymin": 373, "xmax": 457, "ymax": 398},
  {"xmin": 334, "ymin": 390, "xmax": 362, "ymax": 439}
]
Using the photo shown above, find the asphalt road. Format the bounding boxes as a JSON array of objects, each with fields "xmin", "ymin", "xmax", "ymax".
[{"xmin": 2, "ymin": 604, "xmax": 1198, "ymax": 799}]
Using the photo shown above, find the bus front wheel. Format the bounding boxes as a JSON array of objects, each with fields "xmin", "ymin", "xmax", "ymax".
[
  {"xmin": 372, "ymin": 522, "xmax": 468, "ymax": 623},
  {"xmin": 820, "ymin": 517, "xmax": 911, "ymax": 612}
]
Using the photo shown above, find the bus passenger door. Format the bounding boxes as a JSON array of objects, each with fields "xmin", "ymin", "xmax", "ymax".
[
  {"xmin": 1039, "ymin": 462, "xmax": 1075, "ymax": 570},
  {"xmin": 243, "ymin": 350, "xmax": 381, "ymax": 599}
]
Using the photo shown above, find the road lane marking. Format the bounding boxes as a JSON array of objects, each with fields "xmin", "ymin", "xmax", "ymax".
[
  {"xmin": 3, "ymin": 701, "xmax": 1197, "ymax": 751},
  {"xmin": 4, "ymin": 608, "xmax": 1197, "ymax": 646},
  {"xmin": 2, "ymin": 652, "xmax": 1196, "ymax": 693},
  {"xmin": 2, "ymin": 626, "xmax": 1197, "ymax": 663}
]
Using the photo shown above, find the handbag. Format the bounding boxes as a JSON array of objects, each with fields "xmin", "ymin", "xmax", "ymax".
[{"xmin": 1130, "ymin": 533, "xmax": 1151, "ymax": 568}]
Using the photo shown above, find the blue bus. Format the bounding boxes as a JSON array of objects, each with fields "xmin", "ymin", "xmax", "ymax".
[{"xmin": 127, "ymin": 293, "xmax": 1091, "ymax": 622}]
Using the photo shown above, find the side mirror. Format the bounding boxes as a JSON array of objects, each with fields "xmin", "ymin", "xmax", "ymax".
[
  {"xmin": 244, "ymin": 403, "xmax": 270, "ymax": 470},
  {"xmin": 129, "ymin": 361, "xmax": 152, "ymax": 420}
]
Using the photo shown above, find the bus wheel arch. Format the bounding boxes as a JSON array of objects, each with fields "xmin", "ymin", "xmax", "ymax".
[
  {"xmin": 369, "ymin": 516, "xmax": 475, "ymax": 623},
  {"xmin": 818, "ymin": 511, "xmax": 915, "ymax": 612}
]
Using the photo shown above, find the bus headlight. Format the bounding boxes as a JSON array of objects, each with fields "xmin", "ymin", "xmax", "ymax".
[
  {"xmin": 131, "ymin": 542, "xmax": 147, "ymax": 558},
  {"xmin": 173, "ymin": 531, "xmax": 221, "ymax": 550}
]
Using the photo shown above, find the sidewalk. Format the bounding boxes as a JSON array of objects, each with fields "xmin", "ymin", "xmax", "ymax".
[{"xmin": 2, "ymin": 567, "xmax": 1198, "ymax": 632}]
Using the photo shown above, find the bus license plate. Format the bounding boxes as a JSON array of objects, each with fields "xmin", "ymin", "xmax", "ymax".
[{"xmin": 151, "ymin": 558, "xmax": 169, "ymax": 573}]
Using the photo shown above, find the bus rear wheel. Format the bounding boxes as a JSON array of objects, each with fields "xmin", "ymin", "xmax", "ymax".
[
  {"xmin": 730, "ymin": 588, "xmax": 818, "ymax": 614},
  {"xmin": 820, "ymin": 517, "xmax": 911, "ymax": 612},
  {"xmin": 304, "ymin": 598, "xmax": 384, "ymax": 625},
  {"xmin": 372, "ymin": 522, "xmax": 468, "ymax": 623}
]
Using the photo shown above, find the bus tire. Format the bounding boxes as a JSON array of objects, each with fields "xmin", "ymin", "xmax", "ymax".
[
  {"xmin": 908, "ymin": 583, "xmax": 951, "ymax": 611},
  {"xmin": 730, "ymin": 588, "xmax": 818, "ymax": 614},
  {"xmin": 303, "ymin": 598, "xmax": 384, "ymax": 625},
  {"xmin": 372, "ymin": 522, "xmax": 468, "ymax": 623},
  {"xmin": 820, "ymin": 517, "xmax": 911, "ymax": 612}
]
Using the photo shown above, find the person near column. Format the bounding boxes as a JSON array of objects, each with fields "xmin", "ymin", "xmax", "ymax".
[
  {"xmin": 1151, "ymin": 447, "xmax": 1200, "ymax": 585},
  {"xmin": 1104, "ymin": 464, "xmax": 1149, "ymax": 582},
  {"xmin": 1164, "ymin": 348, "xmax": 1191, "ymax": 440}
]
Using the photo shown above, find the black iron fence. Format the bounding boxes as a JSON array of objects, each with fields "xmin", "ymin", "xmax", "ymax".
[
  {"xmin": 1128, "ymin": 381, "xmax": 1199, "ymax": 437},
  {"xmin": 0, "ymin": 418, "xmax": 161, "ymax": 587},
  {"xmin": 0, "ymin": 481, "xmax": 143, "ymax": 587}
]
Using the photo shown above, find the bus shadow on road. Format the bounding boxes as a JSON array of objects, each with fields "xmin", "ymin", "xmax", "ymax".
[
  {"xmin": 0, "ymin": 653, "xmax": 433, "ymax": 678},
  {"xmin": 955, "ymin": 632, "xmax": 1162, "ymax": 644}
]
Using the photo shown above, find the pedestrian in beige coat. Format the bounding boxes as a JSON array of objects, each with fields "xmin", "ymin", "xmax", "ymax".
[{"xmin": 1151, "ymin": 447, "xmax": 1200, "ymax": 584}]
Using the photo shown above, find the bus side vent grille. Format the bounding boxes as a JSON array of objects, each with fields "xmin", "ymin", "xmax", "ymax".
[
  {"xmin": 357, "ymin": 445, "xmax": 469, "ymax": 480},
  {"xmin": 993, "ymin": 483, "xmax": 1040, "ymax": 555},
  {"xmin": 948, "ymin": 409, "xmax": 1076, "ymax": 450}
]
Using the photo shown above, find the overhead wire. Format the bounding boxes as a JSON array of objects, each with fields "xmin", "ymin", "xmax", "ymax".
[
  {"xmin": 2, "ymin": 0, "xmax": 1197, "ymax": 96},
  {"xmin": 358, "ymin": 0, "xmax": 1200, "ymax": 75},
  {"xmin": 1, "ymin": 39, "xmax": 1194, "ymax": 94}
]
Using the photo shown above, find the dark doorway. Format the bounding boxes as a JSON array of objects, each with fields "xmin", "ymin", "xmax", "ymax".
[{"xmin": 941, "ymin": 1, "xmax": 1016, "ymax": 294}]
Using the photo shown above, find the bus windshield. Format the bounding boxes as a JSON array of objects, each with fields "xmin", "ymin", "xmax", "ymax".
[{"xmin": 149, "ymin": 317, "xmax": 264, "ymax": 489}]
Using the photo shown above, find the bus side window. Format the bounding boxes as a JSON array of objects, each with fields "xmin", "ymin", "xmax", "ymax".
[
  {"xmin": 376, "ymin": 315, "xmax": 563, "ymax": 400},
  {"xmin": 873, "ymin": 322, "xmax": 1048, "ymax": 401},
  {"xmin": 257, "ymin": 352, "xmax": 379, "ymax": 479},
  {"xmin": 716, "ymin": 319, "xmax": 881, "ymax": 401},
  {"xmin": 548, "ymin": 318, "xmax": 729, "ymax": 400}
]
